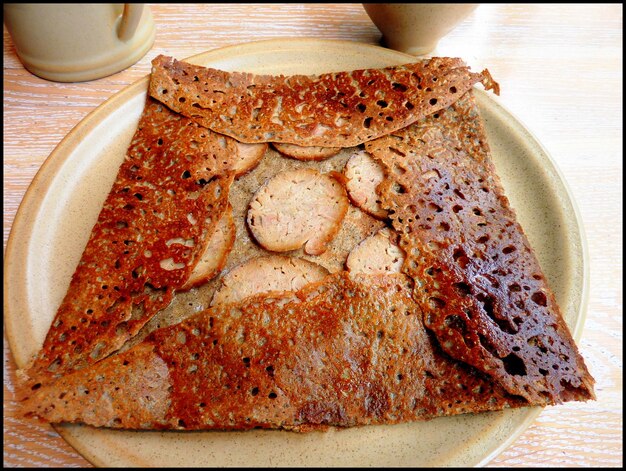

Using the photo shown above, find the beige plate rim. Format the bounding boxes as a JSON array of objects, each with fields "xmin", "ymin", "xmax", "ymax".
[{"xmin": 4, "ymin": 38, "xmax": 589, "ymax": 467}]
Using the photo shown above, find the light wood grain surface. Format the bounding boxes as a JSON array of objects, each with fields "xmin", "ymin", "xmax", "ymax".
[{"xmin": 3, "ymin": 3, "xmax": 622, "ymax": 468}]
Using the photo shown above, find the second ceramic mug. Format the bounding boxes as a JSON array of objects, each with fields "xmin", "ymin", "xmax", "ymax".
[
  {"xmin": 363, "ymin": 3, "xmax": 479, "ymax": 56},
  {"xmin": 3, "ymin": 3, "xmax": 156, "ymax": 82}
]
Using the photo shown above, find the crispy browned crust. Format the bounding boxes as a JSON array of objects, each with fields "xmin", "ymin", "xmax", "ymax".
[
  {"xmin": 20, "ymin": 273, "xmax": 529, "ymax": 430},
  {"xmin": 18, "ymin": 98, "xmax": 235, "ymax": 387},
  {"xmin": 365, "ymin": 91, "xmax": 595, "ymax": 404},
  {"xmin": 148, "ymin": 55, "xmax": 498, "ymax": 147}
]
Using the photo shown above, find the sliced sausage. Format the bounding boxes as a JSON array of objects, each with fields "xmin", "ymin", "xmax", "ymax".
[
  {"xmin": 343, "ymin": 150, "xmax": 388, "ymax": 220},
  {"xmin": 272, "ymin": 142, "xmax": 341, "ymax": 161},
  {"xmin": 234, "ymin": 142, "xmax": 267, "ymax": 177},
  {"xmin": 181, "ymin": 205, "xmax": 236, "ymax": 290},
  {"xmin": 346, "ymin": 228, "xmax": 405, "ymax": 275},
  {"xmin": 247, "ymin": 169, "xmax": 349, "ymax": 255},
  {"xmin": 211, "ymin": 255, "xmax": 329, "ymax": 306}
]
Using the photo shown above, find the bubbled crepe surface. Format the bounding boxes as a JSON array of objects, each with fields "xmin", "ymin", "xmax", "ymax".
[
  {"xmin": 365, "ymin": 92, "xmax": 594, "ymax": 404},
  {"xmin": 149, "ymin": 55, "xmax": 498, "ymax": 147},
  {"xmin": 18, "ymin": 98, "xmax": 235, "ymax": 387},
  {"xmin": 22, "ymin": 273, "xmax": 530, "ymax": 430}
]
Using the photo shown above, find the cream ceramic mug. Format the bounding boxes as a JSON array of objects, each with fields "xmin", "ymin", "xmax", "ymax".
[
  {"xmin": 363, "ymin": 3, "xmax": 479, "ymax": 56},
  {"xmin": 3, "ymin": 3, "xmax": 156, "ymax": 82}
]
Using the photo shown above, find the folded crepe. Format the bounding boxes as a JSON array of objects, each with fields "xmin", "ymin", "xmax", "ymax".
[
  {"xmin": 365, "ymin": 92, "xmax": 594, "ymax": 404},
  {"xmin": 18, "ymin": 97, "xmax": 236, "ymax": 388},
  {"xmin": 18, "ymin": 56, "xmax": 493, "ymax": 385},
  {"xmin": 22, "ymin": 273, "xmax": 531, "ymax": 430},
  {"xmin": 148, "ymin": 55, "xmax": 499, "ymax": 147},
  {"xmin": 18, "ymin": 56, "xmax": 594, "ymax": 429}
]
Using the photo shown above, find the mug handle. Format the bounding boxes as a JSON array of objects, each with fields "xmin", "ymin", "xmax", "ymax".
[{"xmin": 117, "ymin": 4, "xmax": 144, "ymax": 41}]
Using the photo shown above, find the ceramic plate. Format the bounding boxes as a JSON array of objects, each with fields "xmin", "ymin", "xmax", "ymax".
[{"xmin": 4, "ymin": 39, "xmax": 588, "ymax": 467}]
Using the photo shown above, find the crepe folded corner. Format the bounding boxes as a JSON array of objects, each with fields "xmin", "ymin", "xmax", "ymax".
[
  {"xmin": 17, "ymin": 98, "xmax": 237, "ymax": 388},
  {"xmin": 364, "ymin": 92, "xmax": 595, "ymax": 404},
  {"xmin": 18, "ymin": 56, "xmax": 594, "ymax": 430},
  {"xmin": 21, "ymin": 273, "xmax": 531, "ymax": 430}
]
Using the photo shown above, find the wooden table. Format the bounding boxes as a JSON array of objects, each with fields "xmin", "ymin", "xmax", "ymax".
[{"xmin": 3, "ymin": 4, "xmax": 622, "ymax": 467}]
